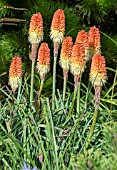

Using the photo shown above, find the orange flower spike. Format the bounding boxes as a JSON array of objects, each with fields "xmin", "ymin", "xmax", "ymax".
[
  {"xmin": 94, "ymin": 27, "xmax": 100, "ymax": 53},
  {"xmin": 88, "ymin": 26, "xmax": 101, "ymax": 53},
  {"xmin": 75, "ymin": 30, "xmax": 90, "ymax": 60},
  {"xmin": 9, "ymin": 56, "xmax": 22, "ymax": 92},
  {"xmin": 29, "ymin": 12, "xmax": 43, "ymax": 45},
  {"xmin": 70, "ymin": 43, "xmax": 86, "ymax": 76},
  {"xmin": 50, "ymin": 9, "xmax": 65, "ymax": 44},
  {"xmin": 36, "ymin": 42, "xmax": 50, "ymax": 79},
  {"xmin": 75, "ymin": 30, "xmax": 88, "ymax": 46},
  {"xmin": 88, "ymin": 27, "xmax": 95, "ymax": 47},
  {"xmin": 59, "ymin": 36, "xmax": 73, "ymax": 71},
  {"xmin": 90, "ymin": 54, "xmax": 107, "ymax": 88}
]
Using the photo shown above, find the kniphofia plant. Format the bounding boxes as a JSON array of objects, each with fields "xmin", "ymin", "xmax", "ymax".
[
  {"xmin": 50, "ymin": 9, "xmax": 65, "ymax": 110},
  {"xmin": 59, "ymin": 36, "xmax": 73, "ymax": 101},
  {"xmin": 69, "ymin": 42, "xmax": 86, "ymax": 116},
  {"xmin": 28, "ymin": 12, "xmax": 44, "ymax": 103},
  {"xmin": 85, "ymin": 53, "xmax": 107, "ymax": 150},
  {"xmin": 36, "ymin": 42, "xmax": 50, "ymax": 100}
]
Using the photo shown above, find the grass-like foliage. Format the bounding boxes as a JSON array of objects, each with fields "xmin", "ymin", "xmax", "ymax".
[
  {"xmin": 0, "ymin": 68, "xmax": 117, "ymax": 169},
  {"xmin": 0, "ymin": 4, "xmax": 117, "ymax": 170}
]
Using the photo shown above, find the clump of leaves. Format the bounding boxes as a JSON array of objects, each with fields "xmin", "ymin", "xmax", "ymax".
[
  {"xmin": 75, "ymin": 0, "xmax": 106, "ymax": 24},
  {"xmin": 69, "ymin": 121, "xmax": 117, "ymax": 170},
  {"xmin": 75, "ymin": 0, "xmax": 117, "ymax": 25}
]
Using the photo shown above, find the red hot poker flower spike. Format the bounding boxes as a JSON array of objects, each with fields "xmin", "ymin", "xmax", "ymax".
[
  {"xmin": 70, "ymin": 43, "xmax": 86, "ymax": 77},
  {"xmin": 88, "ymin": 26, "xmax": 101, "ymax": 54},
  {"xmin": 9, "ymin": 56, "xmax": 22, "ymax": 92},
  {"xmin": 29, "ymin": 12, "xmax": 43, "ymax": 45},
  {"xmin": 89, "ymin": 54, "xmax": 107, "ymax": 88},
  {"xmin": 75, "ymin": 30, "xmax": 88, "ymax": 46},
  {"xmin": 36, "ymin": 42, "xmax": 50, "ymax": 79},
  {"xmin": 50, "ymin": 9, "xmax": 65, "ymax": 44},
  {"xmin": 59, "ymin": 36, "xmax": 73, "ymax": 71},
  {"xmin": 75, "ymin": 30, "xmax": 90, "ymax": 60}
]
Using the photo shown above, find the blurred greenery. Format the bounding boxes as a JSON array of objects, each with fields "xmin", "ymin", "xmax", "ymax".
[{"xmin": 0, "ymin": 30, "xmax": 29, "ymax": 85}]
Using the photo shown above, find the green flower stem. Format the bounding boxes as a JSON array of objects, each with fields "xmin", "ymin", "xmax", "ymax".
[
  {"xmin": 52, "ymin": 56, "xmax": 57, "ymax": 111},
  {"xmin": 52, "ymin": 43, "xmax": 59, "ymax": 111},
  {"xmin": 30, "ymin": 60, "xmax": 35, "ymax": 104},
  {"xmin": 68, "ymin": 89, "xmax": 77, "ymax": 116},
  {"xmin": 85, "ymin": 106, "xmax": 98, "ymax": 150},
  {"xmin": 84, "ymin": 86, "xmax": 101, "ymax": 151},
  {"xmin": 17, "ymin": 82, "xmax": 22, "ymax": 103},
  {"xmin": 76, "ymin": 80, "xmax": 81, "ymax": 116},
  {"xmin": 68, "ymin": 76, "xmax": 79, "ymax": 116},
  {"xmin": 9, "ymin": 91, "xmax": 15, "ymax": 129},
  {"xmin": 38, "ymin": 76, "xmax": 44, "ymax": 100},
  {"xmin": 63, "ymin": 70, "xmax": 68, "ymax": 102},
  {"xmin": 63, "ymin": 77, "xmax": 67, "ymax": 102},
  {"xmin": 30, "ymin": 44, "xmax": 38, "ymax": 104},
  {"xmin": 23, "ymin": 118, "xmax": 26, "ymax": 162}
]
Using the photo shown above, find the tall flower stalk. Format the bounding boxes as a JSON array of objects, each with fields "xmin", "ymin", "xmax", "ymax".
[
  {"xmin": 59, "ymin": 36, "xmax": 73, "ymax": 102},
  {"xmin": 69, "ymin": 43, "xmax": 86, "ymax": 116},
  {"xmin": 36, "ymin": 42, "xmax": 50, "ymax": 100},
  {"xmin": 85, "ymin": 54, "xmax": 107, "ymax": 150},
  {"xmin": 50, "ymin": 9, "xmax": 65, "ymax": 110},
  {"xmin": 28, "ymin": 12, "xmax": 43, "ymax": 103}
]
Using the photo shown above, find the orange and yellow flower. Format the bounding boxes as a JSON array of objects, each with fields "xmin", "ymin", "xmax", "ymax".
[
  {"xmin": 89, "ymin": 54, "xmax": 107, "ymax": 87},
  {"xmin": 59, "ymin": 36, "xmax": 73, "ymax": 71},
  {"xmin": 50, "ymin": 9, "xmax": 65, "ymax": 44},
  {"xmin": 88, "ymin": 26, "xmax": 101, "ymax": 54},
  {"xmin": 9, "ymin": 56, "xmax": 22, "ymax": 92},
  {"xmin": 29, "ymin": 12, "xmax": 43, "ymax": 45},
  {"xmin": 36, "ymin": 42, "xmax": 50, "ymax": 78},
  {"xmin": 70, "ymin": 43, "xmax": 86, "ymax": 76}
]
